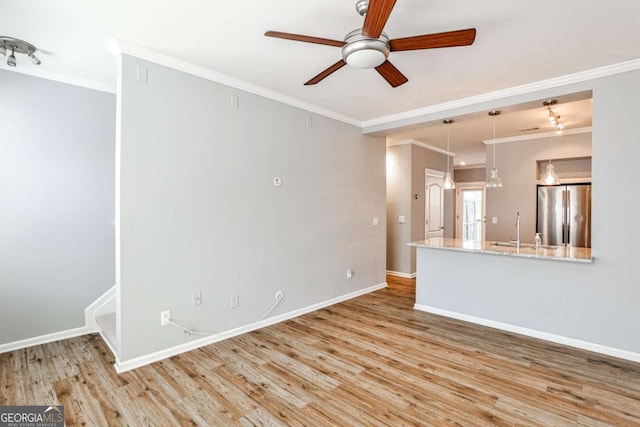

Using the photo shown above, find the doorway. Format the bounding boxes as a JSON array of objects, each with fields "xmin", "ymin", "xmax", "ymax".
[
  {"xmin": 455, "ymin": 182, "xmax": 486, "ymax": 242},
  {"xmin": 425, "ymin": 169, "xmax": 445, "ymax": 239}
]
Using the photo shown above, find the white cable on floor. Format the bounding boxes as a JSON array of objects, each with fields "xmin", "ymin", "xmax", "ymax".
[
  {"xmin": 258, "ymin": 293, "xmax": 284, "ymax": 321},
  {"xmin": 165, "ymin": 291, "xmax": 284, "ymax": 335},
  {"xmin": 166, "ymin": 318, "xmax": 215, "ymax": 336}
]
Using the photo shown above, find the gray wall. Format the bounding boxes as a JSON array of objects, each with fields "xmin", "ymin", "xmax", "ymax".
[
  {"xmin": 386, "ymin": 144, "xmax": 453, "ymax": 274},
  {"xmin": 415, "ymin": 69, "xmax": 640, "ymax": 356},
  {"xmin": 410, "ymin": 145, "xmax": 454, "ymax": 272},
  {"xmin": 485, "ymin": 133, "xmax": 591, "ymax": 243},
  {"xmin": 386, "ymin": 145, "xmax": 412, "ymax": 273},
  {"xmin": 118, "ymin": 55, "xmax": 386, "ymax": 361},
  {"xmin": 454, "ymin": 167, "xmax": 486, "ymax": 183},
  {"xmin": 0, "ymin": 70, "xmax": 115, "ymax": 344}
]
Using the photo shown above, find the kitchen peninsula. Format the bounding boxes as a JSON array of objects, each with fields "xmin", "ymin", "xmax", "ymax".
[
  {"xmin": 407, "ymin": 237, "xmax": 606, "ymax": 359},
  {"xmin": 408, "ymin": 237, "xmax": 592, "ymax": 263}
]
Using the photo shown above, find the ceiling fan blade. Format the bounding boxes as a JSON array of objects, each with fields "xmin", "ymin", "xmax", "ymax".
[
  {"xmin": 265, "ymin": 31, "xmax": 345, "ymax": 47},
  {"xmin": 390, "ymin": 28, "xmax": 476, "ymax": 51},
  {"xmin": 362, "ymin": 0, "xmax": 397, "ymax": 38},
  {"xmin": 304, "ymin": 60, "xmax": 347, "ymax": 85},
  {"xmin": 375, "ymin": 60, "xmax": 408, "ymax": 88}
]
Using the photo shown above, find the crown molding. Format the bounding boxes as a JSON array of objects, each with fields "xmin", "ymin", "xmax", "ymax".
[
  {"xmin": 363, "ymin": 58, "xmax": 640, "ymax": 130},
  {"xmin": 454, "ymin": 164, "xmax": 486, "ymax": 170},
  {"xmin": 483, "ymin": 126, "xmax": 592, "ymax": 145},
  {"xmin": 387, "ymin": 138, "xmax": 455, "ymax": 156},
  {"xmin": 115, "ymin": 40, "xmax": 361, "ymax": 127},
  {"xmin": 0, "ymin": 63, "xmax": 115, "ymax": 94}
]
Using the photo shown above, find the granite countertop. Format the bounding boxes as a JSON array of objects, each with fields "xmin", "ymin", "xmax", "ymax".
[{"xmin": 408, "ymin": 237, "xmax": 593, "ymax": 263}]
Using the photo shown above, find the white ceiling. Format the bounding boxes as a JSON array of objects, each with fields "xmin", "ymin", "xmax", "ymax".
[
  {"xmin": 0, "ymin": 0, "xmax": 635, "ymax": 163},
  {"xmin": 387, "ymin": 96, "xmax": 593, "ymax": 167}
]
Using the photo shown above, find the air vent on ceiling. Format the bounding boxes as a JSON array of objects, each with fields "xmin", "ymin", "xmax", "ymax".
[{"xmin": 518, "ymin": 127, "xmax": 540, "ymax": 132}]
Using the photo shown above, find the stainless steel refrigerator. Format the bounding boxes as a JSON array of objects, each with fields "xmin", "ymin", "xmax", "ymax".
[{"xmin": 536, "ymin": 183, "xmax": 591, "ymax": 248}]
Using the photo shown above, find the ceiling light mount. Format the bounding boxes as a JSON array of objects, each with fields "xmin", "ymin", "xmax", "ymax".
[
  {"xmin": 355, "ymin": 0, "xmax": 369, "ymax": 16},
  {"xmin": 0, "ymin": 36, "xmax": 41, "ymax": 68}
]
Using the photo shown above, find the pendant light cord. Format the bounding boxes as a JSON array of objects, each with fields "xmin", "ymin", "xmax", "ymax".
[
  {"xmin": 492, "ymin": 122, "xmax": 497, "ymax": 169},
  {"xmin": 446, "ymin": 128, "xmax": 451, "ymax": 173},
  {"xmin": 548, "ymin": 125, "xmax": 552, "ymax": 165}
]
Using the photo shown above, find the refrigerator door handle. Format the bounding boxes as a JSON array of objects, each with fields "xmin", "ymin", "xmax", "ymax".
[
  {"xmin": 566, "ymin": 190, "xmax": 571, "ymax": 246},
  {"xmin": 561, "ymin": 190, "xmax": 566, "ymax": 245}
]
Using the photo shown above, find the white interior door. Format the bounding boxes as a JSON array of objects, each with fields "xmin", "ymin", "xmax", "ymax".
[{"xmin": 425, "ymin": 170, "xmax": 444, "ymax": 239}]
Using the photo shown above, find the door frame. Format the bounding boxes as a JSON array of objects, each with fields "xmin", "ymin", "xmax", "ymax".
[
  {"xmin": 424, "ymin": 168, "xmax": 445, "ymax": 240},
  {"xmin": 455, "ymin": 181, "xmax": 487, "ymax": 241}
]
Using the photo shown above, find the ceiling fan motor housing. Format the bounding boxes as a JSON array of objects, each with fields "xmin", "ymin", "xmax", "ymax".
[{"xmin": 341, "ymin": 29, "xmax": 390, "ymax": 69}]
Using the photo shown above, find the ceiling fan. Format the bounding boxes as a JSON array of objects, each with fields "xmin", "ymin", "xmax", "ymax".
[{"xmin": 265, "ymin": 0, "xmax": 476, "ymax": 88}]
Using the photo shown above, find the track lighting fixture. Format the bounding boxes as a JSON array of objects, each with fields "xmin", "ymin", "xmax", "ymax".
[
  {"xmin": 7, "ymin": 47, "xmax": 16, "ymax": 67},
  {"xmin": 0, "ymin": 36, "xmax": 41, "ymax": 68},
  {"xmin": 28, "ymin": 50, "xmax": 41, "ymax": 65},
  {"xmin": 543, "ymin": 99, "xmax": 564, "ymax": 135}
]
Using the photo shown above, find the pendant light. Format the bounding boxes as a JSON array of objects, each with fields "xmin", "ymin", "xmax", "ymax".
[
  {"xmin": 542, "ymin": 128, "xmax": 560, "ymax": 185},
  {"xmin": 542, "ymin": 101, "xmax": 561, "ymax": 185},
  {"xmin": 486, "ymin": 110, "xmax": 503, "ymax": 188},
  {"xmin": 442, "ymin": 119, "xmax": 455, "ymax": 189}
]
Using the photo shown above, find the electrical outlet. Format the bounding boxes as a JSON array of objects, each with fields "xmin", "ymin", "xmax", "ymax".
[
  {"xmin": 275, "ymin": 291, "xmax": 284, "ymax": 300},
  {"xmin": 193, "ymin": 291, "xmax": 202, "ymax": 306},
  {"xmin": 372, "ymin": 217, "xmax": 379, "ymax": 226},
  {"xmin": 492, "ymin": 217, "xmax": 498, "ymax": 224},
  {"xmin": 231, "ymin": 295, "xmax": 240, "ymax": 309},
  {"xmin": 160, "ymin": 310, "xmax": 171, "ymax": 326},
  {"xmin": 346, "ymin": 270, "xmax": 353, "ymax": 279}
]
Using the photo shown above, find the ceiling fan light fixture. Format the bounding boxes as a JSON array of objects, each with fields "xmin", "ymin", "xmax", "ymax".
[
  {"xmin": 265, "ymin": 0, "xmax": 476, "ymax": 87},
  {"xmin": 342, "ymin": 29, "xmax": 390, "ymax": 69},
  {"xmin": 345, "ymin": 48, "xmax": 387, "ymax": 68}
]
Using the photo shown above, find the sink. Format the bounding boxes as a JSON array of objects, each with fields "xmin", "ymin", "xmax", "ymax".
[{"xmin": 490, "ymin": 242, "xmax": 556, "ymax": 250}]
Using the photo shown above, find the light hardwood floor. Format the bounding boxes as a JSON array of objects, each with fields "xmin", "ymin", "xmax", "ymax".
[{"xmin": 2, "ymin": 275, "xmax": 640, "ymax": 426}]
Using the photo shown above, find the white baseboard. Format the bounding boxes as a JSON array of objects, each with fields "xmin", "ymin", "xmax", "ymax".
[
  {"xmin": 0, "ymin": 326, "xmax": 93, "ymax": 354},
  {"xmin": 115, "ymin": 282, "xmax": 388, "ymax": 373},
  {"xmin": 1, "ymin": 285, "xmax": 116, "ymax": 354},
  {"xmin": 97, "ymin": 329, "xmax": 120, "ymax": 362},
  {"xmin": 414, "ymin": 304, "xmax": 640, "ymax": 363},
  {"xmin": 386, "ymin": 270, "xmax": 416, "ymax": 279},
  {"xmin": 85, "ymin": 285, "xmax": 116, "ymax": 331}
]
